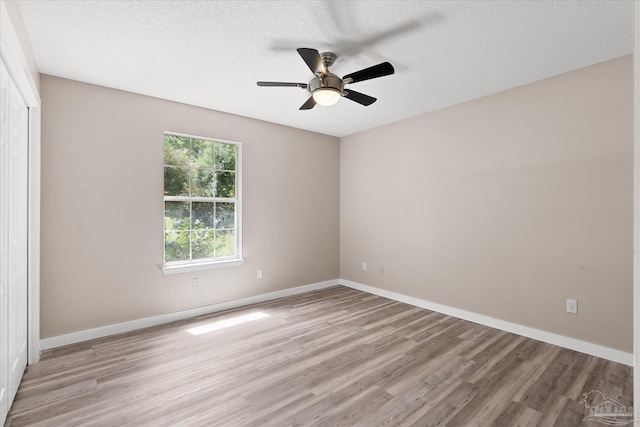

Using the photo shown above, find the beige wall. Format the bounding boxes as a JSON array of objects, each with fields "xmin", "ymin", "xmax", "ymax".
[
  {"xmin": 341, "ymin": 55, "xmax": 634, "ymax": 352},
  {"xmin": 2, "ymin": 0, "xmax": 39, "ymax": 92},
  {"xmin": 40, "ymin": 75, "xmax": 340, "ymax": 339}
]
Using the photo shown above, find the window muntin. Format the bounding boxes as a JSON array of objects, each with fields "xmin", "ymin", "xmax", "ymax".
[{"xmin": 163, "ymin": 133, "xmax": 241, "ymax": 266}]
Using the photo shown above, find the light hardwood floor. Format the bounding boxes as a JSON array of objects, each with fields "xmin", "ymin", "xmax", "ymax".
[{"xmin": 5, "ymin": 286, "xmax": 634, "ymax": 426}]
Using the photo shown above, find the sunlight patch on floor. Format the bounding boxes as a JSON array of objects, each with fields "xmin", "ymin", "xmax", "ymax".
[{"xmin": 187, "ymin": 312, "xmax": 271, "ymax": 335}]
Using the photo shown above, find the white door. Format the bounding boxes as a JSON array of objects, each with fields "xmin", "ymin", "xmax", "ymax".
[
  {"xmin": 7, "ymin": 65, "xmax": 28, "ymax": 406},
  {"xmin": 0, "ymin": 56, "xmax": 29, "ymax": 424}
]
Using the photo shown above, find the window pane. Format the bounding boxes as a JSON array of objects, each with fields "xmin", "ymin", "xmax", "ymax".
[
  {"xmin": 165, "ymin": 231, "xmax": 190, "ymax": 262},
  {"xmin": 191, "ymin": 168, "xmax": 215, "ymax": 197},
  {"xmin": 165, "ymin": 201, "xmax": 190, "ymax": 231},
  {"xmin": 215, "ymin": 172, "xmax": 235, "ymax": 198},
  {"xmin": 164, "ymin": 166, "xmax": 190, "ymax": 196},
  {"xmin": 192, "ymin": 138, "xmax": 214, "ymax": 169},
  {"xmin": 192, "ymin": 230, "xmax": 214, "ymax": 259},
  {"xmin": 215, "ymin": 202, "xmax": 235, "ymax": 229},
  {"xmin": 192, "ymin": 202, "xmax": 214, "ymax": 230},
  {"xmin": 216, "ymin": 230, "xmax": 235, "ymax": 257},
  {"xmin": 164, "ymin": 135, "xmax": 190, "ymax": 167},
  {"xmin": 216, "ymin": 143, "xmax": 236, "ymax": 171}
]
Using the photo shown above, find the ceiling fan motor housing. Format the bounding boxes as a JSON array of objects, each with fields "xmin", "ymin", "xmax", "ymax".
[{"xmin": 308, "ymin": 72, "xmax": 344, "ymax": 94}]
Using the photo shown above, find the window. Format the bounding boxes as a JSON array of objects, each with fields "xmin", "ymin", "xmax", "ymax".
[{"xmin": 163, "ymin": 132, "xmax": 242, "ymax": 273}]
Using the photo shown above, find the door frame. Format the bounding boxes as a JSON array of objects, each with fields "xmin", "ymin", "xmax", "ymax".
[
  {"xmin": 0, "ymin": 0, "xmax": 41, "ymax": 365},
  {"xmin": 635, "ymin": 3, "xmax": 639, "ymax": 426}
]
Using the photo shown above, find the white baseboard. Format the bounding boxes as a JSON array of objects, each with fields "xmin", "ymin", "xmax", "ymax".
[
  {"xmin": 340, "ymin": 279, "xmax": 633, "ymax": 366},
  {"xmin": 40, "ymin": 279, "xmax": 339, "ymax": 351}
]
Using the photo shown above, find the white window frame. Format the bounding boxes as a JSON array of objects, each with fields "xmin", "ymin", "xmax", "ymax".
[{"xmin": 162, "ymin": 131, "xmax": 243, "ymax": 275}]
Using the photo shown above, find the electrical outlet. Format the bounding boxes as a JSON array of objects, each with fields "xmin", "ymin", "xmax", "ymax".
[
  {"xmin": 193, "ymin": 278, "xmax": 200, "ymax": 289},
  {"xmin": 566, "ymin": 299, "xmax": 577, "ymax": 314},
  {"xmin": 362, "ymin": 262, "xmax": 367, "ymax": 271},
  {"xmin": 378, "ymin": 266, "xmax": 384, "ymax": 275},
  {"xmin": 257, "ymin": 269, "xmax": 263, "ymax": 279}
]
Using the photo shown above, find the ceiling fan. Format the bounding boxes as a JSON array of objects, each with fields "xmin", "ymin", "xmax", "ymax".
[{"xmin": 257, "ymin": 48, "xmax": 395, "ymax": 110}]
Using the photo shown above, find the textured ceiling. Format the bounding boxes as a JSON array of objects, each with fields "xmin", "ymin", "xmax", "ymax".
[{"xmin": 17, "ymin": 0, "xmax": 634, "ymax": 137}]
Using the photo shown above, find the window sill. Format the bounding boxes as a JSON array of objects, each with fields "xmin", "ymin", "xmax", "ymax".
[{"xmin": 162, "ymin": 258, "xmax": 245, "ymax": 275}]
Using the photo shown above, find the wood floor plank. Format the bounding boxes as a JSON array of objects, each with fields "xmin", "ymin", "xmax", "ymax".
[
  {"xmin": 491, "ymin": 401, "xmax": 543, "ymax": 427},
  {"xmin": 5, "ymin": 286, "xmax": 634, "ymax": 426}
]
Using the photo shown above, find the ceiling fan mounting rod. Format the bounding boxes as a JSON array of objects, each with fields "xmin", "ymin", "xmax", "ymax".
[{"xmin": 320, "ymin": 52, "xmax": 337, "ymax": 71}]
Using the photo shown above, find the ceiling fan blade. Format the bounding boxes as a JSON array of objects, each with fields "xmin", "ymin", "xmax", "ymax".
[
  {"xmin": 297, "ymin": 48, "xmax": 326, "ymax": 75},
  {"xmin": 344, "ymin": 90, "xmax": 377, "ymax": 106},
  {"xmin": 299, "ymin": 96, "xmax": 316, "ymax": 110},
  {"xmin": 343, "ymin": 62, "xmax": 395, "ymax": 83},
  {"xmin": 257, "ymin": 81, "xmax": 307, "ymax": 88}
]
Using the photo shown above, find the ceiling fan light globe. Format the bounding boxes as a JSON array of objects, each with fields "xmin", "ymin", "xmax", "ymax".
[{"xmin": 312, "ymin": 88, "xmax": 341, "ymax": 106}]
